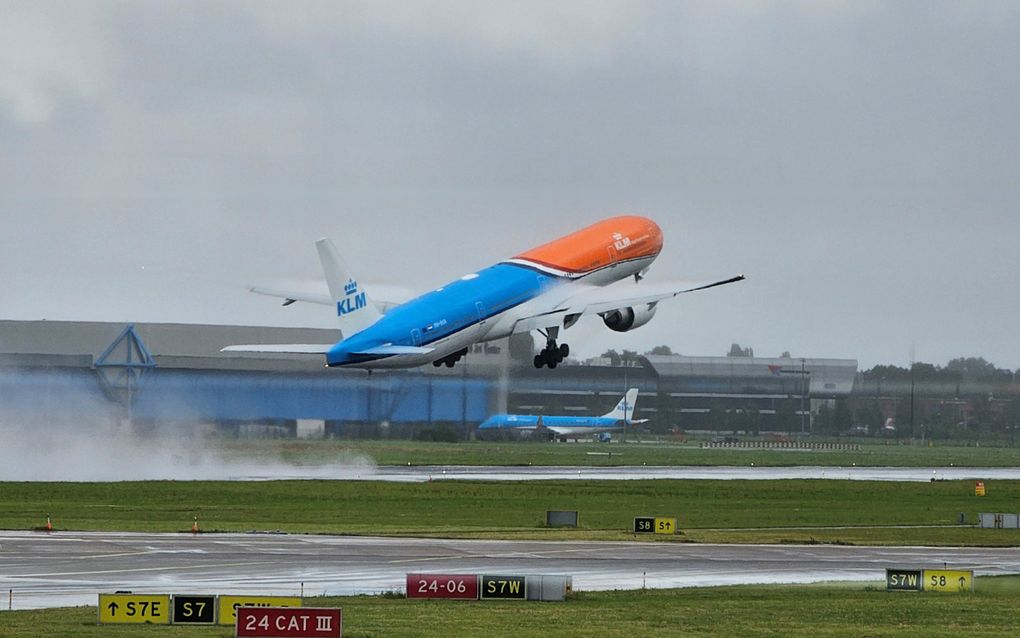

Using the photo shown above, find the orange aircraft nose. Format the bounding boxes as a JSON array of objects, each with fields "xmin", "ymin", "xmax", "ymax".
[{"xmin": 513, "ymin": 215, "xmax": 663, "ymax": 276}]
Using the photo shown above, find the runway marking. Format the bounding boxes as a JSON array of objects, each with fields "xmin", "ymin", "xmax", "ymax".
[
  {"xmin": 386, "ymin": 547, "xmax": 601, "ymax": 564},
  {"xmin": 10, "ymin": 560, "xmax": 274, "ymax": 579},
  {"xmin": 5, "ymin": 548, "xmax": 211, "ymax": 561}
]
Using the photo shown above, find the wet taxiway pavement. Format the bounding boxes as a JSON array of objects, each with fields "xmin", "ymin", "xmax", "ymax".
[
  {"xmin": 232, "ymin": 465, "xmax": 1020, "ymax": 482},
  {"xmin": 3, "ymin": 531, "xmax": 1019, "ymax": 609}
]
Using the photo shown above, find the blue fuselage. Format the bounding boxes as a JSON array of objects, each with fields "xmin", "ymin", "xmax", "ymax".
[
  {"xmin": 327, "ymin": 263, "xmax": 555, "ymax": 367},
  {"xmin": 477, "ymin": 414, "xmax": 624, "ymax": 435}
]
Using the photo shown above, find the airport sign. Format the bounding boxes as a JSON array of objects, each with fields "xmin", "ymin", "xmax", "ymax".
[
  {"xmin": 172, "ymin": 594, "xmax": 217, "ymax": 624},
  {"xmin": 236, "ymin": 607, "xmax": 341, "ymax": 637},
  {"xmin": 654, "ymin": 517, "xmax": 677, "ymax": 534},
  {"xmin": 98, "ymin": 593, "xmax": 171, "ymax": 624},
  {"xmin": 924, "ymin": 569, "xmax": 973, "ymax": 592},
  {"xmin": 633, "ymin": 516, "xmax": 655, "ymax": 533},
  {"xmin": 219, "ymin": 595, "xmax": 303, "ymax": 625},
  {"xmin": 480, "ymin": 575, "xmax": 527, "ymax": 600},
  {"xmin": 886, "ymin": 569, "xmax": 923, "ymax": 591},
  {"xmin": 406, "ymin": 573, "xmax": 479, "ymax": 600}
]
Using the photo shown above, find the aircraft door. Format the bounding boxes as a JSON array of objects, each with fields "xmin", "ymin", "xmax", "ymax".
[
  {"xmin": 608, "ymin": 244, "xmax": 619, "ymax": 269},
  {"xmin": 475, "ymin": 301, "xmax": 487, "ymax": 325},
  {"xmin": 411, "ymin": 328, "xmax": 422, "ymax": 346}
]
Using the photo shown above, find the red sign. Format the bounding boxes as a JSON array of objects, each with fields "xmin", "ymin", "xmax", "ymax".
[
  {"xmin": 406, "ymin": 573, "xmax": 479, "ymax": 600},
  {"xmin": 236, "ymin": 607, "xmax": 341, "ymax": 638}
]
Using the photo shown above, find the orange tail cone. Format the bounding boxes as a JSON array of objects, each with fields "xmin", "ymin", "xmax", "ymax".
[
  {"xmin": 191, "ymin": 516, "xmax": 199, "ymax": 534},
  {"xmin": 45, "ymin": 516, "xmax": 52, "ymax": 532}
]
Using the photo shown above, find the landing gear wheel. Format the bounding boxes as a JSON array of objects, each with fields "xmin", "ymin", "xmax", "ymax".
[{"xmin": 535, "ymin": 338, "xmax": 570, "ymax": 369}]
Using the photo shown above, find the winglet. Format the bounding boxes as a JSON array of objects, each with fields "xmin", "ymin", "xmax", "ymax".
[{"xmin": 679, "ymin": 274, "xmax": 746, "ymax": 293}]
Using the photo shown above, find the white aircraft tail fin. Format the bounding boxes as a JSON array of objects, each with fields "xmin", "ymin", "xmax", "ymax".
[
  {"xmin": 315, "ymin": 238, "xmax": 383, "ymax": 338},
  {"xmin": 603, "ymin": 388, "xmax": 640, "ymax": 421}
]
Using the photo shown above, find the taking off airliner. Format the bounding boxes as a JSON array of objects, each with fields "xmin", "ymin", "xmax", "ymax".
[
  {"xmin": 223, "ymin": 216, "xmax": 744, "ymax": 369},
  {"xmin": 478, "ymin": 388, "xmax": 647, "ymax": 438}
]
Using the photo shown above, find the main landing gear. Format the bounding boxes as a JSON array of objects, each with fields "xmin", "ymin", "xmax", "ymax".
[
  {"xmin": 534, "ymin": 328, "xmax": 569, "ymax": 369},
  {"xmin": 432, "ymin": 347, "xmax": 468, "ymax": 368}
]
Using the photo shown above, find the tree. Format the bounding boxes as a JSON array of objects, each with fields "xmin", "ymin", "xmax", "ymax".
[
  {"xmin": 646, "ymin": 345, "xmax": 674, "ymax": 356},
  {"xmin": 946, "ymin": 357, "xmax": 1012, "ymax": 382},
  {"xmin": 621, "ymin": 350, "xmax": 641, "ymax": 365},
  {"xmin": 727, "ymin": 343, "xmax": 754, "ymax": 357},
  {"xmin": 601, "ymin": 349, "xmax": 622, "ymax": 366}
]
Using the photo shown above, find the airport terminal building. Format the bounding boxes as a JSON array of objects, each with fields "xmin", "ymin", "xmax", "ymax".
[{"xmin": 0, "ymin": 319, "xmax": 866, "ymax": 439}]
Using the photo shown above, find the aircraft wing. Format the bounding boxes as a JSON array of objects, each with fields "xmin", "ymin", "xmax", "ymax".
[
  {"xmin": 511, "ymin": 275, "xmax": 746, "ymax": 333},
  {"xmin": 221, "ymin": 344, "xmax": 334, "ymax": 354}
]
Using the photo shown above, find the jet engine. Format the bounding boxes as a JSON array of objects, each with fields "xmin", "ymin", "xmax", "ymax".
[{"xmin": 602, "ymin": 304, "xmax": 658, "ymax": 332}]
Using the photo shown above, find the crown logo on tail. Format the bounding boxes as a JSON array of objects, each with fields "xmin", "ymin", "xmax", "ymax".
[{"xmin": 344, "ymin": 279, "xmax": 358, "ymax": 295}]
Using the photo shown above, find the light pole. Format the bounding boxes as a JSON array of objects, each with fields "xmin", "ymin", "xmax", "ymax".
[
  {"xmin": 800, "ymin": 358, "xmax": 806, "ymax": 434},
  {"xmin": 909, "ymin": 362, "xmax": 916, "ymax": 440},
  {"xmin": 780, "ymin": 360, "xmax": 810, "ymax": 435}
]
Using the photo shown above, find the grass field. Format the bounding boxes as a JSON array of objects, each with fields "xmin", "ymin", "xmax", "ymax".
[
  {"xmin": 4, "ymin": 579, "xmax": 1020, "ymax": 637},
  {"xmin": 4, "ymin": 479, "xmax": 1020, "ymax": 545},
  {"xmin": 221, "ymin": 438, "xmax": 1020, "ymax": 468}
]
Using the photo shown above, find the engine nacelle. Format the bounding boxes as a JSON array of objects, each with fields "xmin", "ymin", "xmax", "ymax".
[{"xmin": 602, "ymin": 304, "xmax": 658, "ymax": 332}]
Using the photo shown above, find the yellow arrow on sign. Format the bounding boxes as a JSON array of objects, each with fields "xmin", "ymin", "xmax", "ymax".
[{"xmin": 98, "ymin": 594, "xmax": 171, "ymax": 624}]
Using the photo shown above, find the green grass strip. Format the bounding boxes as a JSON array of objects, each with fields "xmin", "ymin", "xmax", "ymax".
[
  {"xmin": 4, "ymin": 580, "xmax": 1020, "ymax": 637},
  {"xmin": 3, "ymin": 479, "xmax": 1020, "ymax": 545}
]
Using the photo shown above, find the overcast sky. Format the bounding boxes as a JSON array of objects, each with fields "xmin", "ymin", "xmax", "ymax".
[{"xmin": 2, "ymin": 1, "xmax": 1018, "ymax": 369}]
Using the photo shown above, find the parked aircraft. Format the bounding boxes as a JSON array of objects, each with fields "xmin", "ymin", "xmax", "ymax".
[
  {"xmin": 477, "ymin": 389, "xmax": 647, "ymax": 439},
  {"xmin": 223, "ymin": 215, "xmax": 744, "ymax": 369}
]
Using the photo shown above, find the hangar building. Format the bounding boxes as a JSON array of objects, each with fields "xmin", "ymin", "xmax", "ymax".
[{"xmin": 0, "ymin": 320, "xmax": 857, "ymax": 437}]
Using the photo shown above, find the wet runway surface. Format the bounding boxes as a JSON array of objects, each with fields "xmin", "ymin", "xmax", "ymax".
[
  {"xmin": 234, "ymin": 465, "xmax": 1020, "ymax": 482},
  {"xmin": 4, "ymin": 531, "xmax": 1020, "ymax": 610}
]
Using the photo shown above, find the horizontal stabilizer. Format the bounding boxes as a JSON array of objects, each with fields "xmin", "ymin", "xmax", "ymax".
[
  {"xmin": 250, "ymin": 286, "xmax": 332, "ymax": 306},
  {"xmin": 249, "ymin": 282, "xmax": 413, "ymax": 311},
  {"xmin": 353, "ymin": 344, "xmax": 435, "ymax": 356},
  {"xmin": 221, "ymin": 344, "xmax": 334, "ymax": 354}
]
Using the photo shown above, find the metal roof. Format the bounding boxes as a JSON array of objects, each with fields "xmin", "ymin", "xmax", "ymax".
[{"xmin": 643, "ymin": 355, "xmax": 858, "ymax": 394}]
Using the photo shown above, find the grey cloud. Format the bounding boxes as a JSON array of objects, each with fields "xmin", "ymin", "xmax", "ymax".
[{"xmin": 1, "ymin": 1, "xmax": 1019, "ymax": 368}]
